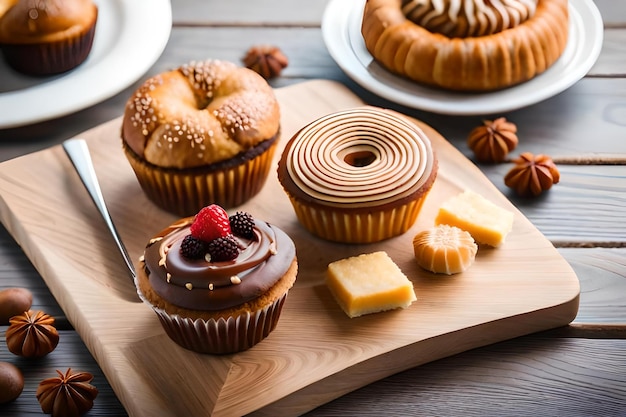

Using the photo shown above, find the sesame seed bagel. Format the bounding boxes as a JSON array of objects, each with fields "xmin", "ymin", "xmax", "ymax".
[
  {"xmin": 122, "ymin": 59, "xmax": 281, "ymax": 169},
  {"xmin": 121, "ymin": 59, "xmax": 281, "ymax": 215}
]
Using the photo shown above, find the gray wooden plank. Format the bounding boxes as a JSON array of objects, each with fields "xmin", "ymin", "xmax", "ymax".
[
  {"xmin": 591, "ymin": 28, "xmax": 626, "ymax": 76},
  {"xmin": 169, "ymin": 0, "xmax": 626, "ymax": 30},
  {"xmin": 595, "ymin": 0, "xmax": 626, "ymax": 27},
  {"xmin": 473, "ymin": 164, "xmax": 626, "ymax": 245},
  {"xmin": 305, "ymin": 336, "xmax": 626, "ymax": 416},
  {"xmin": 3, "ymin": 332, "xmax": 625, "ymax": 416},
  {"xmin": 170, "ymin": 0, "xmax": 330, "ymax": 26},
  {"xmin": 565, "ymin": 248, "xmax": 626, "ymax": 323}
]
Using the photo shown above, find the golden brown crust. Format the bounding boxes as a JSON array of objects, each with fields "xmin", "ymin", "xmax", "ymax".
[
  {"xmin": 121, "ymin": 60, "xmax": 281, "ymax": 169},
  {"xmin": 361, "ymin": 0, "xmax": 569, "ymax": 91},
  {"xmin": 0, "ymin": 0, "xmax": 97, "ymax": 43}
]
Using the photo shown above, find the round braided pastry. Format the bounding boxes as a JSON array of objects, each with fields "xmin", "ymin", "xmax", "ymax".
[
  {"xmin": 361, "ymin": 0, "xmax": 569, "ymax": 91},
  {"xmin": 122, "ymin": 59, "xmax": 280, "ymax": 169}
]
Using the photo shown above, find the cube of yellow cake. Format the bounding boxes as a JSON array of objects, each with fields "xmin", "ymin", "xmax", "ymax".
[
  {"xmin": 435, "ymin": 190, "xmax": 514, "ymax": 247},
  {"xmin": 326, "ymin": 251, "xmax": 417, "ymax": 318}
]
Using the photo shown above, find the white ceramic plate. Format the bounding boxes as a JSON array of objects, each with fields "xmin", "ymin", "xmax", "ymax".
[
  {"xmin": 322, "ymin": 0, "xmax": 603, "ymax": 115},
  {"xmin": 0, "ymin": 0, "xmax": 172, "ymax": 129}
]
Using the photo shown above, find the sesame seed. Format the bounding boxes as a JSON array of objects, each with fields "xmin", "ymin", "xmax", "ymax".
[
  {"xmin": 230, "ymin": 276, "xmax": 241, "ymax": 285},
  {"xmin": 185, "ymin": 283, "xmax": 193, "ymax": 290}
]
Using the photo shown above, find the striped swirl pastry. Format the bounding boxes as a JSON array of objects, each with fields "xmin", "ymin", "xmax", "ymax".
[
  {"xmin": 361, "ymin": 0, "xmax": 569, "ymax": 91},
  {"xmin": 277, "ymin": 106, "xmax": 438, "ymax": 243}
]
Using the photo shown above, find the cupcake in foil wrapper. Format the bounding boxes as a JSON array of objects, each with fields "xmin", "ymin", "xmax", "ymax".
[
  {"xmin": 149, "ymin": 292, "xmax": 288, "ymax": 354},
  {"xmin": 278, "ymin": 106, "xmax": 438, "ymax": 244},
  {"xmin": 123, "ymin": 139, "xmax": 277, "ymax": 217}
]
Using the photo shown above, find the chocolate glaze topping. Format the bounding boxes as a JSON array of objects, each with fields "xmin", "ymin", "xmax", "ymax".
[{"xmin": 142, "ymin": 217, "xmax": 296, "ymax": 310}]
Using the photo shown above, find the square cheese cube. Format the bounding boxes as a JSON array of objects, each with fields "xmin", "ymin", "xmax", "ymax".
[
  {"xmin": 326, "ymin": 251, "xmax": 417, "ymax": 318},
  {"xmin": 435, "ymin": 190, "xmax": 514, "ymax": 247}
]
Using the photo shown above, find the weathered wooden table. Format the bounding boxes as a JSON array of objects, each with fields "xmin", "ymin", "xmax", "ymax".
[{"xmin": 1, "ymin": 0, "xmax": 625, "ymax": 415}]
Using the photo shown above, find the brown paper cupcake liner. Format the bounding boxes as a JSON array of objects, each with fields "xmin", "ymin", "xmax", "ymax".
[
  {"xmin": 124, "ymin": 141, "xmax": 277, "ymax": 217},
  {"xmin": 1, "ymin": 22, "xmax": 97, "ymax": 76},
  {"xmin": 149, "ymin": 292, "xmax": 288, "ymax": 354},
  {"xmin": 287, "ymin": 195, "xmax": 429, "ymax": 244}
]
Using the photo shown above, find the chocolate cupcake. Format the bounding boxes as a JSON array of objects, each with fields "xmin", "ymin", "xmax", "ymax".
[
  {"xmin": 0, "ymin": 0, "xmax": 98, "ymax": 75},
  {"xmin": 136, "ymin": 205, "xmax": 298, "ymax": 354}
]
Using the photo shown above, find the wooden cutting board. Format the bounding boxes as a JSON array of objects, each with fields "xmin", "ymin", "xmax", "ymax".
[{"xmin": 0, "ymin": 80, "xmax": 579, "ymax": 417}]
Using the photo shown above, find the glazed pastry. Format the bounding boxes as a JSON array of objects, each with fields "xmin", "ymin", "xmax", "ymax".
[
  {"xmin": 326, "ymin": 251, "xmax": 417, "ymax": 318},
  {"xmin": 435, "ymin": 190, "xmax": 514, "ymax": 247},
  {"xmin": 361, "ymin": 0, "xmax": 569, "ymax": 91},
  {"xmin": 122, "ymin": 59, "xmax": 281, "ymax": 216},
  {"xmin": 136, "ymin": 205, "xmax": 298, "ymax": 354},
  {"xmin": 413, "ymin": 224, "xmax": 478, "ymax": 274},
  {"xmin": 0, "ymin": 0, "xmax": 98, "ymax": 75},
  {"xmin": 277, "ymin": 106, "xmax": 438, "ymax": 243}
]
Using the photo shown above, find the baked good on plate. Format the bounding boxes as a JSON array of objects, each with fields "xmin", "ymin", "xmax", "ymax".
[
  {"xmin": 122, "ymin": 59, "xmax": 281, "ymax": 216},
  {"xmin": 327, "ymin": 251, "xmax": 417, "ymax": 318},
  {"xmin": 0, "ymin": 0, "xmax": 98, "ymax": 75},
  {"xmin": 361, "ymin": 0, "xmax": 569, "ymax": 91},
  {"xmin": 413, "ymin": 224, "xmax": 478, "ymax": 275},
  {"xmin": 136, "ymin": 204, "xmax": 298, "ymax": 354},
  {"xmin": 277, "ymin": 106, "xmax": 438, "ymax": 244}
]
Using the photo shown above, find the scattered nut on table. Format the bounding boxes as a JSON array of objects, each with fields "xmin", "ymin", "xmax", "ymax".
[
  {"xmin": 467, "ymin": 117, "xmax": 518, "ymax": 163},
  {"xmin": 0, "ymin": 287, "xmax": 33, "ymax": 324},
  {"xmin": 36, "ymin": 368, "xmax": 99, "ymax": 417},
  {"xmin": 242, "ymin": 45, "xmax": 288, "ymax": 79},
  {"xmin": 504, "ymin": 152, "xmax": 561, "ymax": 197},
  {"xmin": 0, "ymin": 361, "xmax": 24, "ymax": 404},
  {"xmin": 5, "ymin": 310, "xmax": 60, "ymax": 358}
]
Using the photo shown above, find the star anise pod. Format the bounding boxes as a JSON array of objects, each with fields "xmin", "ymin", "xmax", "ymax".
[
  {"xmin": 242, "ymin": 45, "xmax": 288, "ymax": 79},
  {"xmin": 36, "ymin": 368, "xmax": 99, "ymax": 417},
  {"xmin": 5, "ymin": 310, "xmax": 59, "ymax": 358},
  {"xmin": 504, "ymin": 152, "xmax": 561, "ymax": 197},
  {"xmin": 467, "ymin": 117, "xmax": 518, "ymax": 163}
]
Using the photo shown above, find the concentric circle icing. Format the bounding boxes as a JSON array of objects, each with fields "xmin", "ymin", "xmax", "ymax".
[
  {"xmin": 282, "ymin": 107, "xmax": 435, "ymax": 209},
  {"xmin": 402, "ymin": 0, "xmax": 538, "ymax": 38}
]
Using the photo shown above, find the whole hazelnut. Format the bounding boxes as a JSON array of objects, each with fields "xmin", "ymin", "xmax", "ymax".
[
  {"xmin": 0, "ymin": 287, "xmax": 33, "ymax": 324},
  {"xmin": 0, "ymin": 361, "xmax": 24, "ymax": 404}
]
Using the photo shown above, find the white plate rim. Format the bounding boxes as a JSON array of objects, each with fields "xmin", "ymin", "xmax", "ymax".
[
  {"xmin": 0, "ymin": 0, "xmax": 172, "ymax": 129},
  {"xmin": 322, "ymin": 0, "xmax": 604, "ymax": 115}
]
